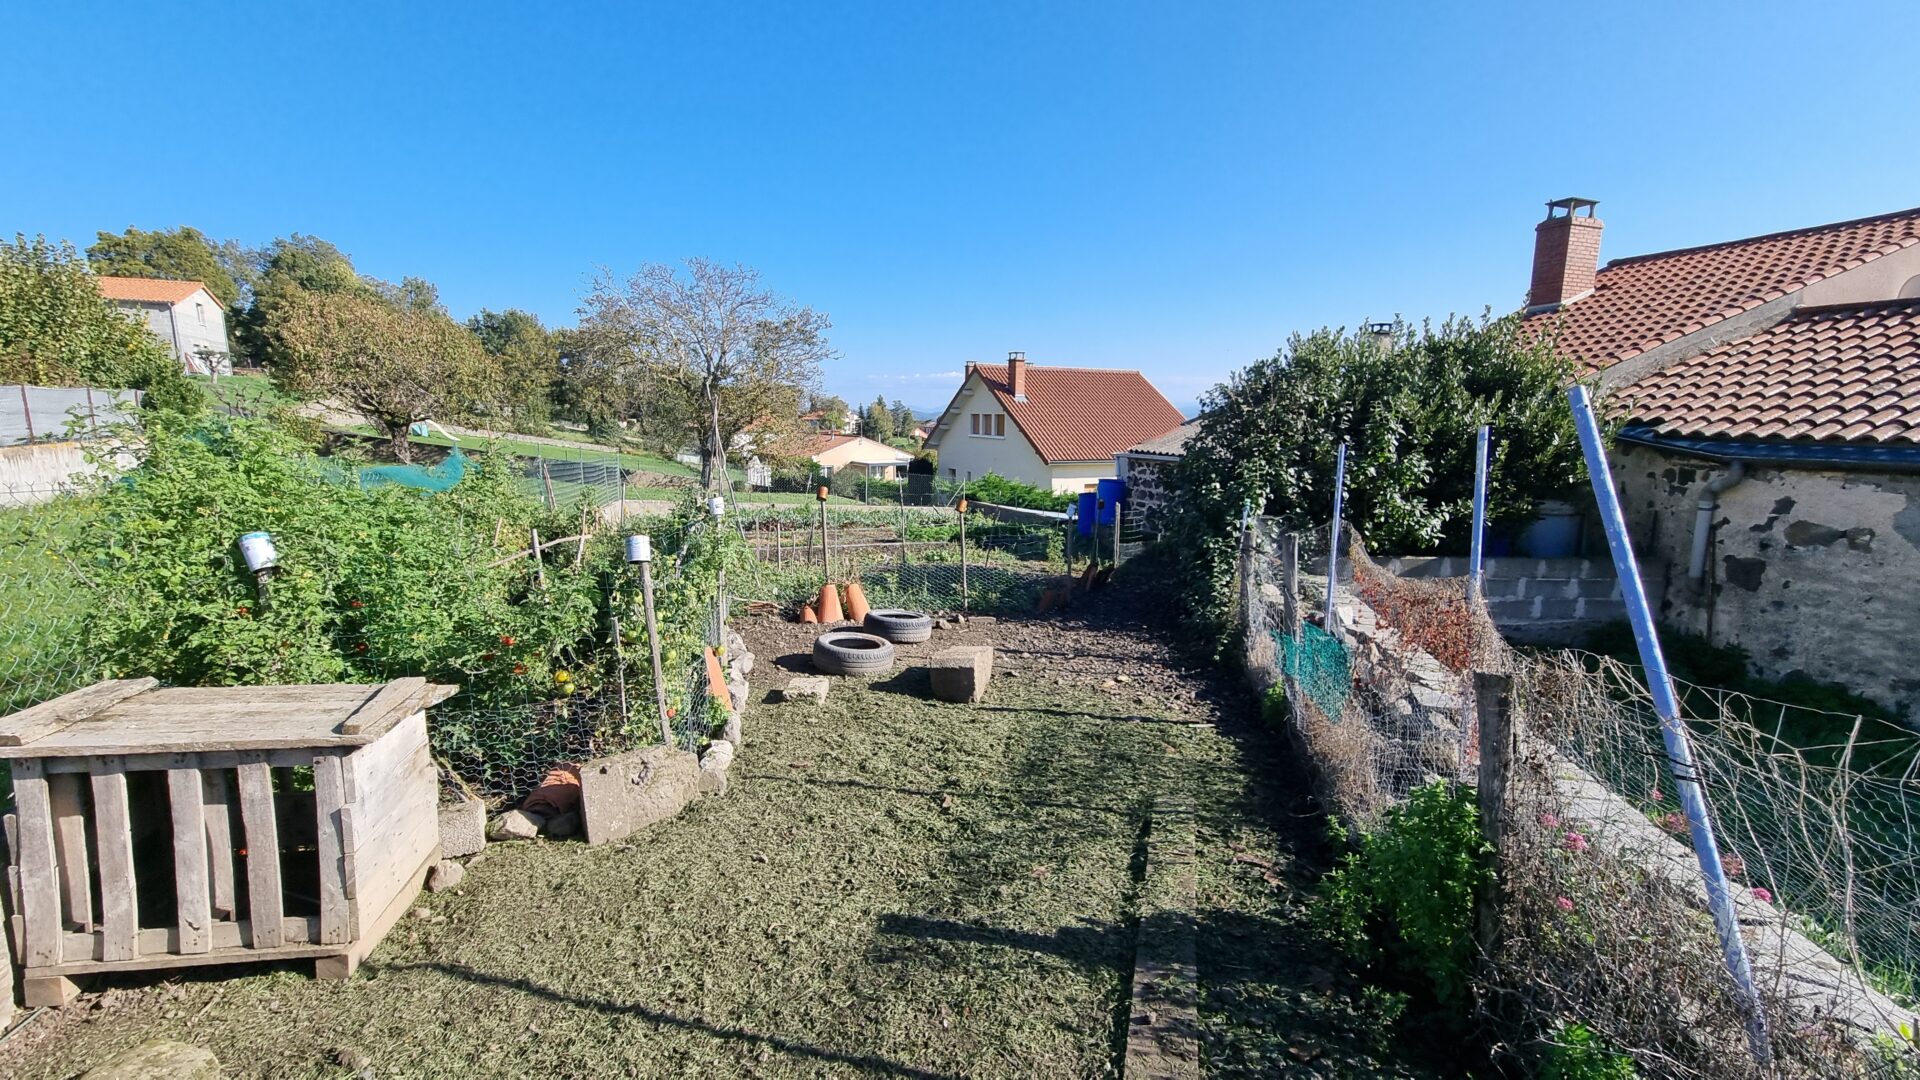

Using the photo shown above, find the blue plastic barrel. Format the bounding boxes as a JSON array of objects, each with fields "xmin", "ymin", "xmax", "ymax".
[
  {"xmin": 1076, "ymin": 492, "xmax": 1096, "ymax": 535},
  {"xmin": 1096, "ymin": 478, "xmax": 1125, "ymax": 524}
]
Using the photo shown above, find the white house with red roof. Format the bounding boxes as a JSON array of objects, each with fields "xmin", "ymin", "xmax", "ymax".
[
  {"xmin": 923, "ymin": 352, "xmax": 1186, "ymax": 494},
  {"xmin": 96, "ymin": 276, "xmax": 231, "ymax": 375},
  {"xmin": 1517, "ymin": 198, "xmax": 1920, "ymax": 719}
]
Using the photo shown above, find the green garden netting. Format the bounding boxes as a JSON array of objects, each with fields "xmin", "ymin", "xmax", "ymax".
[
  {"xmin": 359, "ymin": 447, "xmax": 471, "ymax": 492},
  {"xmin": 1275, "ymin": 623, "xmax": 1351, "ymax": 721}
]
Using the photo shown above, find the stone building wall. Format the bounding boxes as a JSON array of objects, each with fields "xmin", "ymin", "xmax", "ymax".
[
  {"xmin": 1613, "ymin": 442, "xmax": 1920, "ymax": 723},
  {"xmin": 1117, "ymin": 454, "xmax": 1178, "ymax": 535}
]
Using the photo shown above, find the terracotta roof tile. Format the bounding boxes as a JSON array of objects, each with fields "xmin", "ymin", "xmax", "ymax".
[
  {"xmin": 96, "ymin": 276, "xmax": 219, "ymax": 306},
  {"xmin": 966, "ymin": 363, "xmax": 1186, "ymax": 463},
  {"xmin": 1522, "ymin": 207, "xmax": 1920, "ymax": 370},
  {"xmin": 1619, "ymin": 298, "xmax": 1920, "ymax": 446}
]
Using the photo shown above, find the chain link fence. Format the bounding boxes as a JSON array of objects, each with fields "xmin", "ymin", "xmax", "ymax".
[{"xmin": 1243, "ymin": 518, "xmax": 1920, "ymax": 1077}]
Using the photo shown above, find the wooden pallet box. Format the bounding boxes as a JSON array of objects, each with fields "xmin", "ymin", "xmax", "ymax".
[{"xmin": 1, "ymin": 677, "xmax": 457, "ymax": 1006}]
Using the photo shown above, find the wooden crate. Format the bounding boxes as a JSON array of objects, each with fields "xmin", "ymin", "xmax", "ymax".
[{"xmin": 1, "ymin": 677, "xmax": 456, "ymax": 1006}]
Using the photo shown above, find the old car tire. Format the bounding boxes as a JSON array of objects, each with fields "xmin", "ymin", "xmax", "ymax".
[
  {"xmin": 863, "ymin": 609, "xmax": 934, "ymax": 643},
  {"xmin": 813, "ymin": 630, "xmax": 897, "ymax": 675}
]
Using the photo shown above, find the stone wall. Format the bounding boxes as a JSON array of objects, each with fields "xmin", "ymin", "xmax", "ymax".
[
  {"xmin": 1383, "ymin": 554, "xmax": 1668, "ymax": 646},
  {"xmin": 1614, "ymin": 442, "xmax": 1920, "ymax": 723},
  {"xmin": 1117, "ymin": 454, "xmax": 1178, "ymax": 535}
]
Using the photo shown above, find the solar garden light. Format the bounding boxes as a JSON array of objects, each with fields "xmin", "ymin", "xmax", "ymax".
[
  {"xmin": 624, "ymin": 534, "xmax": 653, "ymax": 564},
  {"xmin": 707, "ymin": 495, "xmax": 726, "ymax": 518},
  {"xmin": 238, "ymin": 530, "xmax": 279, "ymax": 609}
]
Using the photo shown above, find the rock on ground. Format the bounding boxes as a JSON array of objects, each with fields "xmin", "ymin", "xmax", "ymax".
[
  {"xmin": 80, "ymin": 1040, "xmax": 220, "ymax": 1079},
  {"xmin": 426, "ymin": 859, "xmax": 466, "ymax": 892},
  {"xmin": 487, "ymin": 809, "xmax": 544, "ymax": 841},
  {"xmin": 578, "ymin": 745, "xmax": 705, "ymax": 845}
]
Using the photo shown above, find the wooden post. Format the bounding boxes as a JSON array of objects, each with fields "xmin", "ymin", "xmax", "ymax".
[
  {"xmin": 1473, "ymin": 672, "xmax": 1515, "ymax": 978},
  {"xmin": 611, "ymin": 614, "xmax": 630, "ymax": 728},
  {"xmin": 541, "ymin": 461, "xmax": 557, "ymax": 510},
  {"xmin": 19, "ymin": 385, "xmax": 34, "ymax": 442},
  {"xmin": 819, "ymin": 495, "xmax": 830, "ymax": 586},
  {"xmin": 529, "ymin": 528, "xmax": 546, "ymax": 588},
  {"xmin": 959, "ymin": 504, "xmax": 970, "ymax": 611},
  {"xmin": 1280, "ymin": 531, "xmax": 1301, "ymax": 638},
  {"xmin": 639, "ymin": 560, "xmax": 672, "ymax": 746}
]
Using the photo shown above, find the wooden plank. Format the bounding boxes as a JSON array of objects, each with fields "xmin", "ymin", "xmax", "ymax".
[
  {"xmin": 167, "ymin": 766, "xmax": 212, "ymax": 954},
  {"xmin": 42, "ymin": 749, "xmax": 317, "ymax": 773},
  {"xmin": 341, "ymin": 765, "xmax": 436, "ymax": 911},
  {"xmin": 17, "ymin": 708, "xmax": 386, "ymax": 758},
  {"xmin": 89, "ymin": 758, "xmax": 138, "ymax": 962},
  {"xmin": 235, "ymin": 760, "xmax": 284, "ymax": 949},
  {"xmin": 43, "ymin": 920, "xmax": 326, "ymax": 977},
  {"xmin": 13, "ymin": 759, "xmax": 65, "ymax": 968},
  {"xmin": 123, "ymin": 685, "xmax": 380, "ymax": 708},
  {"xmin": 47, "ymin": 772, "xmax": 92, "ymax": 932},
  {"xmin": 201, "ymin": 770, "xmax": 238, "ymax": 920},
  {"xmin": 22, "ymin": 974, "xmax": 80, "ymax": 1007},
  {"xmin": 338, "ymin": 677, "xmax": 427, "ymax": 737},
  {"xmin": 317, "ymin": 843, "xmax": 437, "ymax": 982},
  {"xmin": 312, "ymin": 752, "xmax": 353, "ymax": 945},
  {"xmin": 0, "ymin": 677, "xmax": 156, "ymax": 748},
  {"xmin": 345, "ymin": 716, "xmax": 432, "ymax": 847},
  {"xmin": 61, "ymin": 916, "xmax": 314, "ymax": 963}
]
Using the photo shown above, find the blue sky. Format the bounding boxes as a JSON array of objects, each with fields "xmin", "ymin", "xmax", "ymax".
[{"xmin": 6, "ymin": 2, "xmax": 1919, "ymax": 414}]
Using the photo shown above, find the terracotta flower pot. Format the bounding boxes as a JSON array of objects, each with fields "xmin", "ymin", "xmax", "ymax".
[
  {"xmin": 842, "ymin": 581, "xmax": 871, "ymax": 623},
  {"xmin": 816, "ymin": 583, "xmax": 844, "ymax": 624},
  {"xmin": 800, "ymin": 603, "xmax": 819, "ymax": 623}
]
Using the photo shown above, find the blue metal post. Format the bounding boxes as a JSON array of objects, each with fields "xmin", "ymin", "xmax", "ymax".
[
  {"xmin": 1324, "ymin": 442, "xmax": 1347, "ymax": 631},
  {"xmin": 1567, "ymin": 385, "xmax": 1772, "ymax": 1064},
  {"xmin": 1468, "ymin": 425, "xmax": 1490, "ymax": 605}
]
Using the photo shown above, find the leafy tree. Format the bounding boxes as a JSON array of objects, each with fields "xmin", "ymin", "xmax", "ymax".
[
  {"xmin": 1170, "ymin": 313, "xmax": 1590, "ymax": 653},
  {"xmin": 469, "ymin": 308, "xmax": 560, "ymax": 433},
  {"xmin": 86, "ymin": 226, "xmax": 241, "ymax": 308},
  {"xmin": 805, "ymin": 391, "xmax": 850, "ymax": 431},
  {"xmin": 890, "ymin": 399, "xmax": 916, "ymax": 436},
  {"xmin": 576, "ymin": 259, "xmax": 830, "ymax": 487},
  {"xmin": 0, "ymin": 235, "xmax": 195, "ymax": 403},
  {"xmin": 270, "ymin": 283, "xmax": 500, "ymax": 461},
  {"xmin": 863, "ymin": 394, "xmax": 895, "ymax": 440},
  {"xmin": 234, "ymin": 234, "xmax": 370, "ymax": 369}
]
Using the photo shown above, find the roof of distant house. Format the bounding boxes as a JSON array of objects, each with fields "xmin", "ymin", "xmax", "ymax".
[
  {"xmin": 1521, "ymin": 207, "xmax": 1920, "ymax": 372},
  {"xmin": 96, "ymin": 276, "xmax": 222, "ymax": 307},
  {"xmin": 1126, "ymin": 418, "xmax": 1199, "ymax": 457},
  {"xmin": 795, "ymin": 433, "xmax": 910, "ymax": 461},
  {"xmin": 955, "ymin": 363, "xmax": 1186, "ymax": 463},
  {"xmin": 1620, "ymin": 298, "xmax": 1920, "ymax": 446}
]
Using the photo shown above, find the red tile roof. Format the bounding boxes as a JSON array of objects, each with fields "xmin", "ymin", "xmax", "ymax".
[
  {"xmin": 96, "ymin": 276, "xmax": 220, "ymax": 307},
  {"xmin": 1522, "ymin": 207, "xmax": 1920, "ymax": 371},
  {"xmin": 965, "ymin": 363, "xmax": 1186, "ymax": 463},
  {"xmin": 1620, "ymin": 299, "xmax": 1920, "ymax": 445}
]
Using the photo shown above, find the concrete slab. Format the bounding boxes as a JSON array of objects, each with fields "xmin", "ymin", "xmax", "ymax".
[
  {"xmin": 929, "ymin": 646, "xmax": 994, "ymax": 704},
  {"xmin": 578, "ymin": 745, "xmax": 704, "ymax": 845}
]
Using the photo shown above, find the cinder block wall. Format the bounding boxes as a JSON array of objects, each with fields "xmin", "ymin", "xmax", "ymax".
[{"xmin": 1383, "ymin": 554, "xmax": 1668, "ymax": 646}]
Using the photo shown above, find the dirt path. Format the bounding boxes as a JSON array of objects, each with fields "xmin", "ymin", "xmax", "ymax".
[{"xmin": 0, "ymin": 567, "xmax": 1456, "ymax": 1078}]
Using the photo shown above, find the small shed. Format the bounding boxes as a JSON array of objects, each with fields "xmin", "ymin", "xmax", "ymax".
[{"xmin": 1, "ymin": 677, "xmax": 456, "ymax": 1006}]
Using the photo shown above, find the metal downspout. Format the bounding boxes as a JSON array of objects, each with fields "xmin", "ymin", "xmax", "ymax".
[{"xmin": 1686, "ymin": 461, "xmax": 1748, "ymax": 593}]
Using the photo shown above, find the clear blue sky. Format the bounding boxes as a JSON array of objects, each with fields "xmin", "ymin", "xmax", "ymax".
[{"xmin": 6, "ymin": 1, "xmax": 1919, "ymax": 414}]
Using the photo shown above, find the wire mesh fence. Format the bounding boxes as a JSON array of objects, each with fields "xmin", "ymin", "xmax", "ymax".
[{"xmin": 1243, "ymin": 517, "xmax": 1920, "ymax": 1077}]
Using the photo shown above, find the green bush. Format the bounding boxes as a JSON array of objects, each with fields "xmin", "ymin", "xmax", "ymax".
[
  {"xmin": 1540, "ymin": 1022, "xmax": 1637, "ymax": 1080},
  {"xmin": 75, "ymin": 414, "xmax": 601, "ymax": 704},
  {"xmin": 1261, "ymin": 682, "xmax": 1287, "ymax": 728},
  {"xmin": 964, "ymin": 472, "xmax": 1074, "ymax": 512},
  {"xmin": 1317, "ymin": 781, "xmax": 1490, "ymax": 1007},
  {"xmin": 1168, "ymin": 313, "xmax": 1593, "ymax": 658}
]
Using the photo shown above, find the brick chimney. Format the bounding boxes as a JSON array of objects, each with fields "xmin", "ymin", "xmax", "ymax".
[
  {"xmin": 1528, "ymin": 197, "xmax": 1603, "ymax": 311},
  {"xmin": 1007, "ymin": 351, "xmax": 1028, "ymax": 401}
]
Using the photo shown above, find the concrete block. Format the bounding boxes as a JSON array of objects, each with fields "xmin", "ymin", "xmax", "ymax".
[
  {"xmin": 488, "ymin": 808, "xmax": 544, "ymax": 841},
  {"xmin": 579, "ymin": 745, "xmax": 704, "ymax": 845},
  {"xmin": 438, "ymin": 794, "xmax": 487, "ymax": 858},
  {"xmin": 782, "ymin": 676, "xmax": 830, "ymax": 703},
  {"xmin": 79, "ymin": 1040, "xmax": 220, "ymax": 1080},
  {"xmin": 929, "ymin": 646, "xmax": 994, "ymax": 703}
]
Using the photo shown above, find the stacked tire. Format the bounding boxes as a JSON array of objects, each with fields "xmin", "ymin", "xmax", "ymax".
[
  {"xmin": 863, "ymin": 609, "xmax": 934, "ymax": 643},
  {"xmin": 813, "ymin": 631, "xmax": 897, "ymax": 675}
]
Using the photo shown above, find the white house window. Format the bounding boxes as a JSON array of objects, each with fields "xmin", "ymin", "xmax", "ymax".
[
  {"xmin": 195, "ymin": 303, "xmax": 206, "ymax": 325},
  {"xmin": 969, "ymin": 413, "xmax": 1004, "ymax": 438}
]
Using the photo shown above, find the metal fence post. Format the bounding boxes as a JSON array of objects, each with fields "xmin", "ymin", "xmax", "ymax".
[
  {"xmin": 20, "ymin": 385, "xmax": 35, "ymax": 442},
  {"xmin": 1568, "ymin": 384, "xmax": 1772, "ymax": 1066},
  {"xmin": 958, "ymin": 500, "xmax": 970, "ymax": 611},
  {"xmin": 1472, "ymin": 671, "xmax": 1514, "ymax": 974},
  {"xmin": 1323, "ymin": 443, "xmax": 1348, "ymax": 632},
  {"xmin": 1113, "ymin": 501, "xmax": 1123, "ymax": 566},
  {"xmin": 637, "ymin": 553, "xmax": 672, "ymax": 746},
  {"xmin": 1469, "ymin": 425, "xmax": 1490, "ymax": 606}
]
